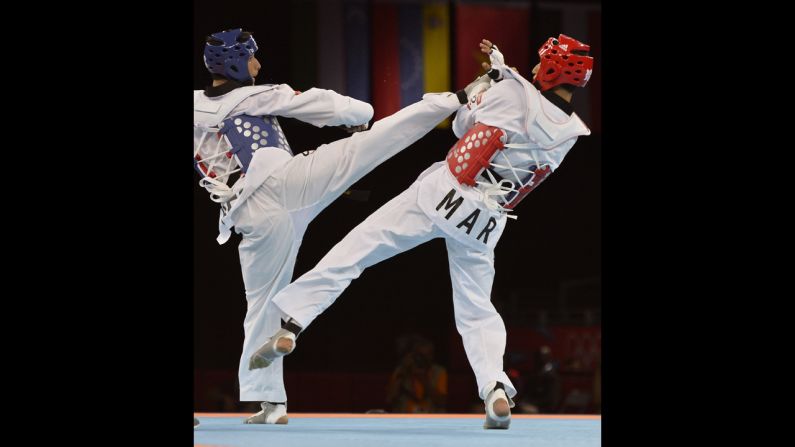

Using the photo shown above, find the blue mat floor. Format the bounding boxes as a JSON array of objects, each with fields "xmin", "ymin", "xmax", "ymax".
[{"xmin": 194, "ymin": 415, "xmax": 601, "ymax": 447}]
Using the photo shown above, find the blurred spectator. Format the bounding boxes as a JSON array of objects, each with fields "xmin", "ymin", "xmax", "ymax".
[
  {"xmin": 504, "ymin": 351, "xmax": 529, "ymax": 412},
  {"xmin": 387, "ymin": 336, "xmax": 447, "ymax": 413},
  {"xmin": 524, "ymin": 345, "xmax": 561, "ymax": 413},
  {"xmin": 560, "ymin": 388, "xmax": 591, "ymax": 413}
]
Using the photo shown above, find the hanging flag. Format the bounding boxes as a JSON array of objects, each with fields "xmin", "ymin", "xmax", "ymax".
[{"xmin": 372, "ymin": 1, "xmax": 451, "ymax": 121}]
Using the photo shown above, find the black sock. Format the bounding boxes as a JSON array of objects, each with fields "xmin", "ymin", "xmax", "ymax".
[{"xmin": 281, "ymin": 318, "xmax": 303, "ymax": 337}]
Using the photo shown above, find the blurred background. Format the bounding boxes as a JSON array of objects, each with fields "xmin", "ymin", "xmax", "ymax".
[{"xmin": 194, "ymin": 0, "xmax": 601, "ymax": 415}]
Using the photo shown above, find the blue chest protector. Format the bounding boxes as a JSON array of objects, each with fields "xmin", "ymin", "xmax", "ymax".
[{"xmin": 218, "ymin": 114, "xmax": 292, "ymax": 174}]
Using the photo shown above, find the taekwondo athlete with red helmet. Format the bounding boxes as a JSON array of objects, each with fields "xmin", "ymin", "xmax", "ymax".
[{"xmin": 249, "ymin": 34, "xmax": 594, "ymax": 429}]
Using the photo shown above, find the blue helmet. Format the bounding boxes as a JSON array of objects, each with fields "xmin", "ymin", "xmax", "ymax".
[{"xmin": 204, "ymin": 28, "xmax": 258, "ymax": 83}]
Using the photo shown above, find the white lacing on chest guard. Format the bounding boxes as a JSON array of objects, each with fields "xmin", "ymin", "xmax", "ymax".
[
  {"xmin": 194, "ymin": 127, "xmax": 241, "ymax": 204},
  {"xmin": 475, "ymin": 168, "xmax": 519, "ymax": 218},
  {"xmin": 477, "ymin": 143, "xmax": 553, "ymax": 220}
]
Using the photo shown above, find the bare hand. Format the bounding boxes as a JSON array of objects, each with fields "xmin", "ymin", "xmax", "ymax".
[
  {"xmin": 480, "ymin": 39, "xmax": 494, "ymax": 71},
  {"xmin": 479, "ymin": 39, "xmax": 494, "ymax": 55},
  {"xmin": 478, "ymin": 39, "xmax": 518, "ymax": 73}
]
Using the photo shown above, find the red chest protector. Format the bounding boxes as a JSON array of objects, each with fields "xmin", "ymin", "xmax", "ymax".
[{"xmin": 446, "ymin": 123, "xmax": 507, "ymax": 186}]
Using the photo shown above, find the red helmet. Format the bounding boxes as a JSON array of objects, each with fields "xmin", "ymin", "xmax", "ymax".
[{"xmin": 535, "ymin": 34, "xmax": 594, "ymax": 91}]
